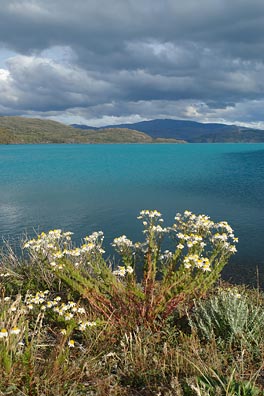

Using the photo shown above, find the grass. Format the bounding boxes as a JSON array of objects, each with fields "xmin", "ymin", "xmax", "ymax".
[{"xmin": 0, "ymin": 210, "xmax": 263, "ymax": 395}]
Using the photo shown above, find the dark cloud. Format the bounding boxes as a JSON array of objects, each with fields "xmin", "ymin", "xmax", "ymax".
[{"xmin": 0, "ymin": 0, "xmax": 264, "ymax": 126}]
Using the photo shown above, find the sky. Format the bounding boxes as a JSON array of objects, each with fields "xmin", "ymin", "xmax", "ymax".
[{"xmin": 1, "ymin": 0, "xmax": 264, "ymax": 127}]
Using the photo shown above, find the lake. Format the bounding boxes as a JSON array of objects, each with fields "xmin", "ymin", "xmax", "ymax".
[{"xmin": 0, "ymin": 143, "xmax": 264, "ymax": 285}]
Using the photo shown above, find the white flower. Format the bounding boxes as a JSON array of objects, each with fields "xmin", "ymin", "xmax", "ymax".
[
  {"xmin": 112, "ymin": 235, "xmax": 133, "ymax": 248},
  {"xmin": 184, "ymin": 261, "xmax": 192, "ymax": 269},
  {"xmin": 126, "ymin": 266, "xmax": 134, "ymax": 274},
  {"xmin": 78, "ymin": 322, "xmax": 87, "ymax": 331},
  {"xmin": 229, "ymin": 245, "xmax": 237, "ymax": 253},
  {"xmin": 177, "ymin": 233, "xmax": 185, "ymax": 239},
  {"xmin": 0, "ymin": 329, "xmax": 8, "ymax": 338},
  {"xmin": 78, "ymin": 321, "xmax": 97, "ymax": 331},
  {"xmin": 10, "ymin": 327, "xmax": 21, "ymax": 335},
  {"xmin": 151, "ymin": 225, "xmax": 167, "ymax": 233},
  {"xmin": 184, "ymin": 210, "xmax": 192, "ymax": 217},
  {"xmin": 54, "ymin": 252, "xmax": 64, "ymax": 259},
  {"xmin": 64, "ymin": 313, "xmax": 74, "ymax": 321},
  {"xmin": 86, "ymin": 321, "xmax": 97, "ymax": 327},
  {"xmin": 113, "ymin": 266, "xmax": 126, "ymax": 277}
]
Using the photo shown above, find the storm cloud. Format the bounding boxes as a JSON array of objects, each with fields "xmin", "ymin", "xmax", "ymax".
[{"xmin": 1, "ymin": 0, "xmax": 264, "ymax": 126}]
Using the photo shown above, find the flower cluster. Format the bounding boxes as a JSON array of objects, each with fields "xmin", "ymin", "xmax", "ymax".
[
  {"xmin": 159, "ymin": 250, "xmax": 174, "ymax": 261},
  {"xmin": 23, "ymin": 229, "xmax": 72, "ymax": 254},
  {"xmin": 23, "ymin": 230, "xmax": 105, "ymax": 269},
  {"xmin": 112, "ymin": 235, "xmax": 134, "ymax": 254},
  {"xmin": 0, "ymin": 292, "xmax": 98, "ymax": 358},
  {"xmin": 24, "ymin": 291, "xmax": 87, "ymax": 322},
  {"xmin": 110, "ymin": 210, "xmax": 237, "ymax": 278},
  {"xmin": 211, "ymin": 220, "xmax": 238, "ymax": 253},
  {"xmin": 137, "ymin": 210, "xmax": 163, "ymax": 220},
  {"xmin": 113, "ymin": 265, "xmax": 134, "ymax": 277},
  {"xmin": 112, "ymin": 234, "xmax": 136, "ymax": 270},
  {"xmin": 173, "ymin": 211, "xmax": 214, "ymax": 237},
  {"xmin": 172, "ymin": 210, "xmax": 238, "ymax": 256},
  {"xmin": 183, "ymin": 254, "xmax": 211, "ymax": 271},
  {"xmin": 176, "ymin": 233, "xmax": 206, "ymax": 249},
  {"xmin": 0, "ymin": 272, "xmax": 11, "ymax": 278},
  {"xmin": 82, "ymin": 231, "xmax": 105, "ymax": 255},
  {"xmin": 138, "ymin": 210, "xmax": 165, "ymax": 229},
  {"xmin": 60, "ymin": 321, "xmax": 97, "ymax": 349},
  {"xmin": 78, "ymin": 320, "xmax": 97, "ymax": 331},
  {"xmin": 137, "ymin": 210, "xmax": 168, "ymax": 246},
  {"xmin": 0, "ymin": 327, "xmax": 21, "ymax": 339}
]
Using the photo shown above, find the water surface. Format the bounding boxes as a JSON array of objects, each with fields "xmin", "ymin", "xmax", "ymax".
[{"xmin": 0, "ymin": 143, "xmax": 264, "ymax": 285}]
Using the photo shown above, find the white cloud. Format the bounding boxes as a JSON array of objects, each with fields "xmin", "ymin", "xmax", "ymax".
[
  {"xmin": 0, "ymin": 54, "xmax": 115, "ymax": 111},
  {"xmin": 0, "ymin": 69, "xmax": 10, "ymax": 81}
]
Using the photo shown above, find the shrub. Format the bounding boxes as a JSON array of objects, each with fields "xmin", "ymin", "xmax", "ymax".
[
  {"xmin": 8, "ymin": 210, "xmax": 238, "ymax": 330},
  {"xmin": 20, "ymin": 210, "xmax": 238, "ymax": 330},
  {"xmin": 188, "ymin": 288, "xmax": 264, "ymax": 348},
  {"xmin": 190, "ymin": 371, "xmax": 262, "ymax": 396}
]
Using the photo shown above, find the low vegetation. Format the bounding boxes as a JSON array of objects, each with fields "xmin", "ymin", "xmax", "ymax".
[{"xmin": 0, "ymin": 210, "xmax": 263, "ymax": 395}]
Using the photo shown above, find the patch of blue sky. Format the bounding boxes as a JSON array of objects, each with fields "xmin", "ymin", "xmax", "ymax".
[
  {"xmin": 0, "ymin": 47, "xmax": 17, "ymax": 68},
  {"xmin": 40, "ymin": 46, "xmax": 75, "ymax": 64}
]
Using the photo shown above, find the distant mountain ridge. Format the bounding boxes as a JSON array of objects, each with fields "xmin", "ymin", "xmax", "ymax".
[
  {"xmin": 72, "ymin": 119, "xmax": 264, "ymax": 142},
  {"xmin": 1, "ymin": 116, "xmax": 264, "ymax": 144}
]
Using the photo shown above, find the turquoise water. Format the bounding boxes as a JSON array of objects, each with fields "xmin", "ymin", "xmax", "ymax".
[{"xmin": 0, "ymin": 143, "xmax": 264, "ymax": 285}]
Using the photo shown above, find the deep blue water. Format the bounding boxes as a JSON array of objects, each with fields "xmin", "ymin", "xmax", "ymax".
[{"xmin": 0, "ymin": 143, "xmax": 264, "ymax": 285}]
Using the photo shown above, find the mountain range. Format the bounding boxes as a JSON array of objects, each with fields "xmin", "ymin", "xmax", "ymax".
[
  {"xmin": 71, "ymin": 119, "xmax": 264, "ymax": 143},
  {"xmin": 1, "ymin": 116, "xmax": 264, "ymax": 144}
]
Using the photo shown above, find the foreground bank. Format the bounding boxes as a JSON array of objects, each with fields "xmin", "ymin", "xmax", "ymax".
[{"xmin": 0, "ymin": 210, "xmax": 263, "ymax": 395}]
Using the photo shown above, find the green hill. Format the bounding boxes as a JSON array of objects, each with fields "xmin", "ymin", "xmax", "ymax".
[
  {"xmin": 0, "ymin": 116, "xmax": 184, "ymax": 144},
  {"xmin": 79, "ymin": 127, "xmax": 153, "ymax": 143}
]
